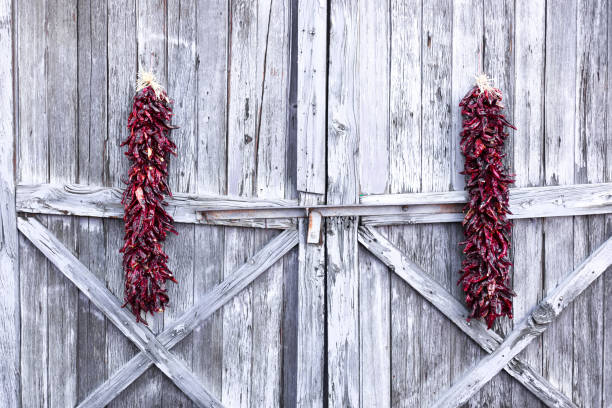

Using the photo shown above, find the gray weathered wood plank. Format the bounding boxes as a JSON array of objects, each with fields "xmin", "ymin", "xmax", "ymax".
[
  {"xmin": 18, "ymin": 216, "xmax": 224, "ymax": 408},
  {"xmin": 296, "ymin": 0, "xmax": 326, "ymax": 195},
  {"xmin": 224, "ymin": 0, "xmax": 260, "ymax": 405},
  {"xmin": 105, "ymin": 2, "xmax": 138, "ymax": 407},
  {"xmin": 388, "ymin": 0, "xmax": 422, "ymax": 404},
  {"xmin": 31, "ymin": 0, "xmax": 81, "ymax": 405},
  {"xmin": 355, "ymin": 1, "xmax": 391, "ymax": 406},
  {"xmin": 572, "ymin": 1, "xmax": 608, "ymax": 406},
  {"xmin": 604, "ymin": 5, "xmax": 612, "ymax": 406},
  {"xmin": 250, "ymin": 0, "xmax": 292, "ymax": 405},
  {"xmin": 431, "ymin": 235, "xmax": 612, "ymax": 408},
  {"xmin": 17, "ymin": 0, "xmax": 49, "ymax": 405},
  {"xmin": 295, "ymin": 0, "xmax": 327, "ymax": 403},
  {"xmin": 76, "ymin": 0, "xmax": 108, "ymax": 402},
  {"xmin": 0, "ymin": 0, "xmax": 19, "ymax": 406},
  {"xmin": 77, "ymin": 229, "xmax": 297, "ymax": 408},
  {"xmin": 450, "ymin": 1, "xmax": 489, "ymax": 404},
  {"xmin": 358, "ymin": 226, "xmax": 577, "ymax": 408},
  {"xmin": 165, "ymin": 1, "xmax": 199, "ymax": 404},
  {"xmin": 510, "ymin": 2, "xmax": 547, "ymax": 405},
  {"xmin": 542, "ymin": 1, "xmax": 577, "ymax": 405},
  {"xmin": 326, "ymin": 0, "xmax": 360, "ymax": 406},
  {"xmin": 135, "ymin": 8, "xmax": 168, "ymax": 402},
  {"xmin": 419, "ymin": 1, "xmax": 453, "ymax": 404},
  {"xmin": 18, "ymin": 182, "xmax": 612, "ymax": 223},
  {"xmin": 193, "ymin": 0, "xmax": 228, "ymax": 399}
]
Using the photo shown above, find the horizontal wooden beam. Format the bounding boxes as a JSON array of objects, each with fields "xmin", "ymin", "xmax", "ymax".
[
  {"xmin": 16, "ymin": 183, "xmax": 297, "ymax": 229},
  {"xmin": 431, "ymin": 234, "xmax": 612, "ymax": 408},
  {"xmin": 361, "ymin": 182, "xmax": 612, "ymax": 225},
  {"xmin": 358, "ymin": 226, "xmax": 578, "ymax": 408},
  {"xmin": 16, "ymin": 182, "xmax": 612, "ymax": 227},
  {"xmin": 79, "ymin": 229, "xmax": 298, "ymax": 408},
  {"xmin": 17, "ymin": 216, "xmax": 225, "ymax": 408}
]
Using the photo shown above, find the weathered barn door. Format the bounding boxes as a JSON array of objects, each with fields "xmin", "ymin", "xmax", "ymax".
[{"xmin": 2, "ymin": 0, "xmax": 612, "ymax": 407}]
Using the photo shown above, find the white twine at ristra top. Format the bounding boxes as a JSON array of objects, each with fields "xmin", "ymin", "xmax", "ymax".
[
  {"xmin": 136, "ymin": 70, "xmax": 168, "ymax": 101},
  {"xmin": 475, "ymin": 73, "xmax": 502, "ymax": 101}
]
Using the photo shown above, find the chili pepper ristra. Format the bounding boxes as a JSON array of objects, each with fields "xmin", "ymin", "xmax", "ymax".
[
  {"xmin": 458, "ymin": 74, "xmax": 516, "ymax": 329},
  {"xmin": 120, "ymin": 70, "xmax": 178, "ymax": 324}
]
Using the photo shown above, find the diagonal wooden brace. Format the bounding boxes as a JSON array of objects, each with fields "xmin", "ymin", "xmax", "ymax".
[
  {"xmin": 78, "ymin": 228, "xmax": 298, "ymax": 407},
  {"xmin": 17, "ymin": 216, "xmax": 227, "ymax": 407},
  {"xmin": 357, "ymin": 226, "xmax": 578, "ymax": 408},
  {"xmin": 432, "ymin": 234, "xmax": 612, "ymax": 408}
]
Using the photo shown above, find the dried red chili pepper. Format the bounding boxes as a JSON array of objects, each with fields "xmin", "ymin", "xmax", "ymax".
[
  {"xmin": 120, "ymin": 71, "xmax": 178, "ymax": 324},
  {"xmin": 458, "ymin": 74, "xmax": 516, "ymax": 329}
]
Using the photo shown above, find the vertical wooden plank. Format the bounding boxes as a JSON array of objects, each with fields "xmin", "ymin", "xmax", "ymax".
[
  {"xmin": 296, "ymin": 0, "xmax": 326, "ymax": 195},
  {"xmin": 388, "ymin": 1, "xmax": 421, "ymax": 405},
  {"xmin": 327, "ymin": 1, "xmax": 359, "ymax": 406},
  {"xmin": 193, "ymin": 0, "xmax": 227, "ymax": 399},
  {"xmin": 540, "ymin": 1, "xmax": 577, "ymax": 407},
  {"xmin": 224, "ymin": 0, "xmax": 258, "ymax": 405},
  {"xmin": 46, "ymin": 0, "xmax": 79, "ymax": 406},
  {"xmin": 295, "ymin": 0, "xmax": 326, "ymax": 403},
  {"xmin": 106, "ymin": 0, "xmax": 138, "ymax": 406},
  {"xmin": 512, "ymin": 1, "xmax": 546, "ymax": 406},
  {"xmin": 573, "ymin": 0, "xmax": 607, "ymax": 406},
  {"xmin": 163, "ymin": 0, "xmax": 197, "ymax": 405},
  {"xmin": 419, "ymin": 1, "xmax": 452, "ymax": 405},
  {"xmin": 0, "ymin": 0, "xmax": 19, "ymax": 405},
  {"xmin": 604, "ymin": 4, "xmax": 612, "ymax": 406},
  {"xmin": 450, "ymin": 1, "xmax": 490, "ymax": 406},
  {"xmin": 356, "ymin": 1, "xmax": 390, "ymax": 407},
  {"xmin": 133, "ymin": 1, "xmax": 168, "ymax": 404},
  {"xmin": 251, "ymin": 0, "xmax": 290, "ymax": 406},
  {"xmin": 481, "ymin": 1, "xmax": 519, "ymax": 404},
  {"xmin": 17, "ymin": 0, "xmax": 48, "ymax": 405},
  {"xmin": 282, "ymin": 1, "xmax": 299, "ymax": 405},
  {"xmin": 76, "ymin": 0, "xmax": 108, "ymax": 402}
]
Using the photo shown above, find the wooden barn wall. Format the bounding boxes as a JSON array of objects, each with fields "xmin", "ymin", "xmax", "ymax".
[
  {"xmin": 319, "ymin": 0, "xmax": 611, "ymax": 407},
  {"xmin": 12, "ymin": 0, "xmax": 297, "ymax": 407},
  {"xmin": 3, "ymin": 0, "xmax": 612, "ymax": 407}
]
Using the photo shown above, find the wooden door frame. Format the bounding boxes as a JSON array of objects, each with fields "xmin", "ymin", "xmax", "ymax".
[{"xmin": 10, "ymin": 179, "xmax": 612, "ymax": 407}]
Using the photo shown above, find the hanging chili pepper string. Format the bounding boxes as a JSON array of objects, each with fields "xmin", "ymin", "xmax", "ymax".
[
  {"xmin": 458, "ymin": 74, "xmax": 516, "ymax": 329},
  {"xmin": 120, "ymin": 70, "xmax": 178, "ymax": 324}
]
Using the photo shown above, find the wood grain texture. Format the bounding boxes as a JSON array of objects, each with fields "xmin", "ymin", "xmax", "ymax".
[
  {"xmin": 251, "ymin": 1, "xmax": 291, "ymax": 405},
  {"xmin": 17, "ymin": 182, "xmax": 612, "ymax": 224},
  {"xmin": 326, "ymin": 1, "xmax": 360, "ymax": 406},
  {"xmin": 388, "ymin": 0, "xmax": 421, "ymax": 405},
  {"xmin": 542, "ymin": 2, "xmax": 577, "ymax": 406},
  {"xmin": 295, "ymin": 0, "xmax": 326, "ymax": 403},
  {"xmin": 17, "ymin": 0, "xmax": 49, "ymax": 406},
  {"xmin": 354, "ymin": 1, "xmax": 390, "ymax": 407},
  {"xmin": 432, "ymin": 235, "xmax": 612, "ymax": 408},
  {"xmin": 572, "ymin": 1, "xmax": 608, "ymax": 406},
  {"xmin": 76, "ymin": 0, "xmax": 108, "ymax": 403},
  {"xmin": 358, "ymin": 226, "xmax": 577, "ymax": 408},
  {"xmin": 18, "ymin": 216, "xmax": 224, "ymax": 408},
  {"xmin": 164, "ymin": 1, "xmax": 198, "ymax": 404},
  {"xmin": 419, "ymin": 1, "xmax": 453, "ymax": 404},
  {"xmin": 296, "ymin": 0, "xmax": 326, "ymax": 194},
  {"xmin": 76, "ymin": 229, "xmax": 297, "ymax": 408},
  {"xmin": 450, "ymin": 1, "xmax": 488, "ymax": 405},
  {"xmin": 0, "ymin": 0, "xmax": 19, "ymax": 406},
  {"xmin": 193, "ymin": 0, "xmax": 228, "ymax": 400},
  {"xmin": 105, "ymin": 1, "xmax": 138, "ymax": 407},
  {"xmin": 512, "ymin": 1, "xmax": 546, "ymax": 406},
  {"xmin": 134, "ymin": 7, "xmax": 169, "ymax": 402},
  {"xmin": 604, "ymin": 5, "xmax": 612, "ymax": 407}
]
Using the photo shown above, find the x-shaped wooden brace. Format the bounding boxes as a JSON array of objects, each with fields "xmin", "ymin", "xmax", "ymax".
[
  {"xmin": 17, "ymin": 215, "xmax": 298, "ymax": 408},
  {"xmin": 358, "ymin": 226, "xmax": 611, "ymax": 408},
  {"xmin": 432, "ymin": 231, "xmax": 612, "ymax": 407}
]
